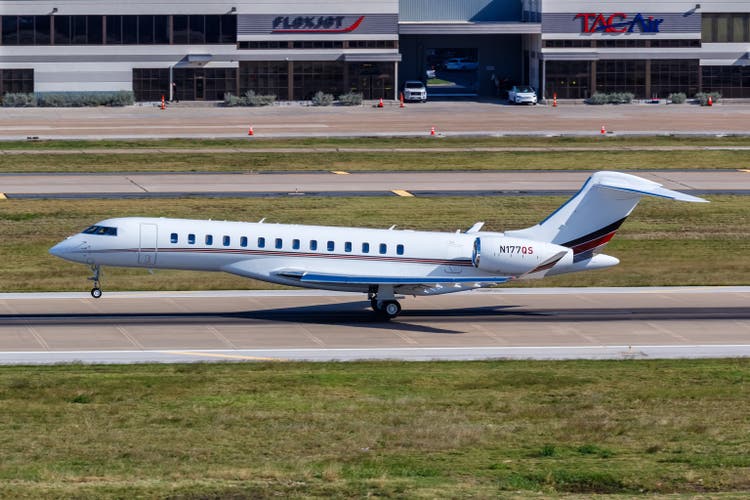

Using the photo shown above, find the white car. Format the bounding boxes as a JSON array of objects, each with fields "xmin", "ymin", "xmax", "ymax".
[
  {"xmin": 508, "ymin": 85, "xmax": 538, "ymax": 105},
  {"xmin": 444, "ymin": 58, "xmax": 479, "ymax": 71},
  {"xmin": 403, "ymin": 80, "xmax": 427, "ymax": 102}
]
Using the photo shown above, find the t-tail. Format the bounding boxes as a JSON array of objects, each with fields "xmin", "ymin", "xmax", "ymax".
[{"xmin": 505, "ymin": 171, "xmax": 708, "ymax": 275}]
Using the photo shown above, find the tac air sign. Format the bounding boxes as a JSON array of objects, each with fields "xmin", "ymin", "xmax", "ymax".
[{"xmin": 575, "ymin": 13, "xmax": 663, "ymax": 34}]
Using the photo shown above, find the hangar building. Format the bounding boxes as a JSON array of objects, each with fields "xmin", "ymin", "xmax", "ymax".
[{"xmin": 1, "ymin": 0, "xmax": 749, "ymax": 101}]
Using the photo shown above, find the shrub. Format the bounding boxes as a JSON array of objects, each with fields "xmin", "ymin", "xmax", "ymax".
[
  {"xmin": 695, "ymin": 91, "xmax": 721, "ymax": 106},
  {"xmin": 668, "ymin": 92, "xmax": 687, "ymax": 104},
  {"xmin": 34, "ymin": 91, "xmax": 134, "ymax": 107},
  {"xmin": 337, "ymin": 92, "xmax": 363, "ymax": 106},
  {"xmin": 587, "ymin": 92, "xmax": 609, "ymax": 105},
  {"xmin": 245, "ymin": 90, "xmax": 276, "ymax": 106},
  {"xmin": 223, "ymin": 92, "xmax": 244, "ymax": 107},
  {"xmin": 1, "ymin": 93, "xmax": 37, "ymax": 107},
  {"xmin": 311, "ymin": 91, "xmax": 334, "ymax": 106},
  {"xmin": 586, "ymin": 92, "xmax": 634, "ymax": 105}
]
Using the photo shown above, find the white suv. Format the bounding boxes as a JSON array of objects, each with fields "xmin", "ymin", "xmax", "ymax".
[{"xmin": 403, "ymin": 81, "xmax": 427, "ymax": 102}]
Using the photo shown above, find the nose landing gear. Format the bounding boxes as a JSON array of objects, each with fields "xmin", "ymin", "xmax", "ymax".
[{"xmin": 88, "ymin": 265, "xmax": 103, "ymax": 298}]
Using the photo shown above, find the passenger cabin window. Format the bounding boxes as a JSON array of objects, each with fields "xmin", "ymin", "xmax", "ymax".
[
  {"xmin": 258, "ymin": 237, "xmax": 266, "ymax": 248},
  {"xmin": 205, "ymin": 235, "xmax": 213, "ymax": 245},
  {"xmin": 310, "ymin": 240, "xmax": 318, "ymax": 251},
  {"xmin": 345, "ymin": 242, "xmax": 352, "ymax": 252},
  {"xmin": 223, "ymin": 235, "xmax": 230, "ymax": 246},
  {"xmin": 362, "ymin": 242, "xmax": 370, "ymax": 253},
  {"xmin": 292, "ymin": 239, "xmax": 300, "ymax": 250},
  {"xmin": 327, "ymin": 241, "xmax": 335, "ymax": 252},
  {"xmin": 170, "ymin": 233, "xmax": 178, "ymax": 244},
  {"xmin": 397, "ymin": 244, "xmax": 404, "ymax": 255},
  {"xmin": 188, "ymin": 234, "xmax": 196, "ymax": 245},
  {"xmin": 82, "ymin": 225, "xmax": 118, "ymax": 236},
  {"xmin": 379, "ymin": 243, "xmax": 387, "ymax": 255},
  {"xmin": 275, "ymin": 238, "xmax": 282, "ymax": 249},
  {"xmin": 240, "ymin": 236, "xmax": 248, "ymax": 247}
]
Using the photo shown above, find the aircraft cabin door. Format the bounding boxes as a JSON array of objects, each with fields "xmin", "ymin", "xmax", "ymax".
[{"xmin": 138, "ymin": 223, "xmax": 158, "ymax": 266}]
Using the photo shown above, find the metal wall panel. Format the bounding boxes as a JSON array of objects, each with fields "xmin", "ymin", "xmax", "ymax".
[
  {"xmin": 399, "ymin": 0, "xmax": 520, "ymax": 22},
  {"xmin": 238, "ymin": 14, "xmax": 398, "ymax": 36}
]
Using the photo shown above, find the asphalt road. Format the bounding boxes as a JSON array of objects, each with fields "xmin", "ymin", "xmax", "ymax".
[
  {"xmin": 2, "ymin": 170, "xmax": 748, "ymax": 198},
  {"xmin": 1, "ymin": 287, "xmax": 748, "ymax": 364}
]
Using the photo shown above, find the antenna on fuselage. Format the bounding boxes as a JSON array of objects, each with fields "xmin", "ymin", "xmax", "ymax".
[
  {"xmin": 388, "ymin": 225, "xmax": 397, "ymax": 230},
  {"xmin": 259, "ymin": 218, "xmax": 266, "ymax": 223}
]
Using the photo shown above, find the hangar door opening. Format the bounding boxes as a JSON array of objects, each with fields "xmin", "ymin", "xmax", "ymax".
[{"xmin": 425, "ymin": 48, "xmax": 479, "ymax": 97}]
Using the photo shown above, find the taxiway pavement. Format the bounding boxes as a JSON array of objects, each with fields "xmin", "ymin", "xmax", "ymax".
[
  {"xmin": 2, "ymin": 170, "xmax": 748, "ymax": 198},
  {"xmin": 1, "ymin": 287, "xmax": 748, "ymax": 364}
]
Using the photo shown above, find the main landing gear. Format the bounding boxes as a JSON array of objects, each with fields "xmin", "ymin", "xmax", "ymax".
[
  {"xmin": 368, "ymin": 285, "xmax": 402, "ymax": 319},
  {"xmin": 88, "ymin": 264, "xmax": 103, "ymax": 298}
]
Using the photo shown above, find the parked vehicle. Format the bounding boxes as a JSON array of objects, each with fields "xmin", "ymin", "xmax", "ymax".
[
  {"xmin": 444, "ymin": 58, "xmax": 479, "ymax": 71},
  {"xmin": 403, "ymin": 80, "xmax": 427, "ymax": 102},
  {"xmin": 508, "ymin": 85, "xmax": 538, "ymax": 105}
]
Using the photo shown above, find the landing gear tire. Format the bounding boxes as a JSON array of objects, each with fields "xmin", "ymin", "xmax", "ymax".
[
  {"xmin": 88, "ymin": 265, "xmax": 102, "ymax": 298},
  {"xmin": 91, "ymin": 287, "xmax": 102, "ymax": 299},
  {"xmin": 377, "ymin": 300, "xmax": 401, "ymax": 320}
]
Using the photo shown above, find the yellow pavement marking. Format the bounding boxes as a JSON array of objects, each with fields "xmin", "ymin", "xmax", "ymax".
[
  {"xmin": 392, "ymin": 189, "xmax": 414, "ymax": 197},
  {"xmin": 0, "ymin": 193, "xmax": 6, "ymax": 200},
  {"xmin": 739, "ymin": 169, "xmax": 750, "ymax": 173},
  {"xmin": 163, "ymin": 350, "xmax": 286, "ymax": 362},
  {"xmin": 331, "ymin": 171, "xmax": 350, "ymax": 175}
]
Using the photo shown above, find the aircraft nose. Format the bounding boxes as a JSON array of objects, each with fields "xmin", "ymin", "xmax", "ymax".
[
  {"xmin": 49, "ymin": 240, "xmax": 70, "ymax": 258},
  {"xmin": 49, "ymin": 238, "xmax": 85, "ymax": 262}
]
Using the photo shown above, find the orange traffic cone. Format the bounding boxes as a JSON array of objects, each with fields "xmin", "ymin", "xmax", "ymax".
[
  {"xmin": 400, "ymin": 92, "xmax": 405, "ymax": 108},
  {"xmin": 430, "ymin": 126, "xmax": 436, "ymax": 136},
  {"xmin": 248, "ymin": 126, "xmax": 254, "ymax": 136},
  {"xmin": 378, "ymin": 98, "xmax": 384, "ymax": 108},
  {"xmin": 600, "ymin": 125, "xmax": 606, "ymax": 135},
  {"xmin": 707, "ymin": 95, "xmax": 713, "ymax": 106},
  {"xmin": 161, "ymin": 95, "xmax": 165, "ymax": 110},
  {"xmin": 553, "ymin": 92, "xmax": 557, "ymax": 108}
]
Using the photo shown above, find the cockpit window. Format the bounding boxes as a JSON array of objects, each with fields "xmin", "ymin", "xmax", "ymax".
[{"xmin": 82, "ymin": 225, "xmax": 118, "ymax": 236}]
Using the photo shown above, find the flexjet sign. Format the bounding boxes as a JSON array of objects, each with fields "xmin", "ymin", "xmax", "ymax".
[
  {"xmin": 575, "ymin": 13, "xmax": 664, "ymax": 33},
  {"xmin": 272, "ymin": 15, "xmax": 365, "ymax": 33}
]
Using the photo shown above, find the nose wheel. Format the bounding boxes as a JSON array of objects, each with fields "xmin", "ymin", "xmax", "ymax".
[{"xmin": 88, "ymin": 265, "xmax": 103, "ymax": 298}]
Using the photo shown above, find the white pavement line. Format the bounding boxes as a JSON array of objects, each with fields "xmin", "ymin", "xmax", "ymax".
[
  {"xmin": 24, "ymin": 323, "xmax": 50, "ymax": 351},
  {"xmin": 115, "ymin": 325, "xmax": 145, "ymax": 350}
]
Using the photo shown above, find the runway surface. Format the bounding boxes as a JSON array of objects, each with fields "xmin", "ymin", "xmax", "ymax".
[
  {"xmin": 2, "ymin": 170, "xmax": 748, "ymax": 198},
  {"xmin": 1, "ymin": 287, "xmax": 749, "ymax": 364}
]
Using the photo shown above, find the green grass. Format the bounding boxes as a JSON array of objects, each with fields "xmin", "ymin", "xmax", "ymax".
[
  {"xmin": 0, "ymin": 195, "xmax": 747, "ymax": 292},
  {"xmin": 1, "ymin": 136, "xmax": 749, "ymax": 172},
  {"xmin": 0, "ymin": 360, "xmax": 749, "ymax": 498}
]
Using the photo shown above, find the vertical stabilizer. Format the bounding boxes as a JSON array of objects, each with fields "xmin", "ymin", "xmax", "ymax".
[{"xmin": 506, "ymin": 171, "xmax": 706, "ymax": 262}]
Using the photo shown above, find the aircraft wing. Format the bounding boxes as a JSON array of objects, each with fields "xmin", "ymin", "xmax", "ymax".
[{"xmin": 276, "ymin": 270, "xmax": 511, "ymax": 286}]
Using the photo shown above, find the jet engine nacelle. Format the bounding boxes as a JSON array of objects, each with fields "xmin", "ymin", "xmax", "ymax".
[{"xmin": 472, "ymin": 236, "xmax": 569, "ymax": 275}]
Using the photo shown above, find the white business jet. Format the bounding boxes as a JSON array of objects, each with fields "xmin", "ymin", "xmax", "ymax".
[{"xmin": 50, "ymin": 172, "xmax": 706, "ymax": 319}]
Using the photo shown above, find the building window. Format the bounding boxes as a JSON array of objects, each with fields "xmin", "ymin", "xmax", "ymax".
[
  {"xmin": 53, "ymin": 15, "xmax": 103, "ymax": 45},
  {"xmin": 239, "ymin": 61, "xmax": 289, "ymax": 100},
  {"xmin": 170, "ymin": 233, "xmax": 178, "ymax": 244},
  {"xmin": 293, "ymin": 61, "xmax": 345, "ymax": 101},
  {"xmin": 258, "ymin": 237, "xmax": 265, "ymax": 248},
  {"xmin": 0, "ymin": 69, "xmax": 34, "ymax": 95},
  {"xmin": 703, "ymin": 65, "xmax": 750, "ymax": 98},
  {"xmin": 133, "ymin": 68, "xmax": 170, "ymax": 102},
  {"xmin": 651, "ymin": 60, "xmax": 699, "ymax": 99},
  {"xmin": 703, "ymin": 14, "xmax": 750, "ymax": 43},
  {"xmin": 223, "ymin": 235, "xmax": 230, "ymax": 246},
  {"xmin": 597, "ymin": 60, "xmax": 647, "ymax": 97},
  {"xmin": 545, "ymin": 61, "xmax": 590, "ymax": 99},
  {"xmin": 240, "ymin": 236, "xmax": 248, "ymax": 247},
  {"xmin": 173, "ymin": 68, "xmax": 237, "ymax": 101},
  {"xmin": 188, "ymin": 234, "xmax": 196, "ymax": 244}
]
